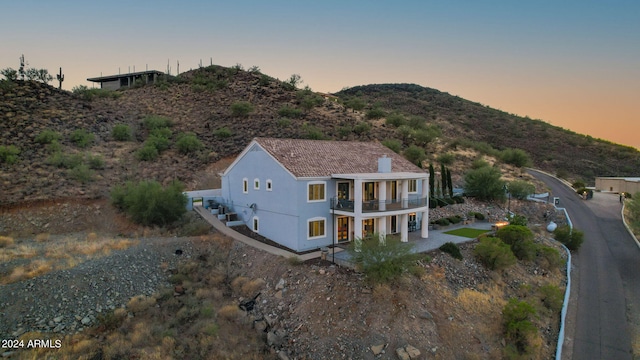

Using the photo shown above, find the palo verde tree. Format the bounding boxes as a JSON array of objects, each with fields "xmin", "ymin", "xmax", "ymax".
[
  {"xmin": 464, "ymin": 165, "xmax": 506, "ymax": 201},
  {"xmin": 111, "ymin": 180, "xmax": 187, "ymax": 226}
]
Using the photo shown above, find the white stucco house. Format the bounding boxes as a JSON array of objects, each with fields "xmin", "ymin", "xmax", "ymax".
[{"xmin": 200, "ymin": 137, "xmax": 430, "ymax": 253}]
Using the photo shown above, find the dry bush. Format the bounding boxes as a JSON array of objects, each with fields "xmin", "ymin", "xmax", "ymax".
[
  {"xmin": 103, "ymin": 333, "xmax": 132, "ymax": 359},
  {"xmin": 0, "ymin": 244, "xmax": 37, "ymax": 261},
  {"xmin": 372, "ymin": 284, "xmax": 393, "ymax": 302},
  {"xmin": 3, "ymin": 259, "xmax": 53, "ymax": 284},
  {"xmin": 131, "ymin": 321, "xmax": 153, "ymax": 346},
  {"xmin": 0, "ymin": 235, "xmax": 14, "ymax": 247},
  {"xmin": 217, "ymin": 304, "xmax": 241, "ymax": 321},
  {"xmin": 456, "ymin": 287, "xmax": 505, "ymax": 317},
  {"xmin": 231, "ymin": 276, "xmax": 249, "ymax": 294},
  {"xmin": 241, "ymin": 278, "xmax": 265, "ymax": 297},
  {"xmin": 86, "ymin": 232, "xmax": 98, "ymax": 241},
  {"xmin": 35, "ymin": 233, "xmax": 50, "ymax": 242},
  {"xmin": 127, "ymin": 295, "xmax": 157, "ymax": 314}
]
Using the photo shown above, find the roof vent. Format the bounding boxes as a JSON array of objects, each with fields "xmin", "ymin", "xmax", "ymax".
[{"xmin": 378, "ymin": 156, "xmax": 391, "ymax": 173}]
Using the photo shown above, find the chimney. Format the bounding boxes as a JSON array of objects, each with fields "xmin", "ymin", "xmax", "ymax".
[{"xmin": 378, "ymin": 155, "xmax": 391, "ymax": 173}]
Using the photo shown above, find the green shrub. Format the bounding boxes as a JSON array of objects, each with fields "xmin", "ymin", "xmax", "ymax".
[
  {"xmin": 230, "ymin": 101, "xmax": 254, "ymax": 117},
  {"xmin": 303, "ymin": 124, "xmax": 325, "ymax": 140},
  {"xmin": 447, "ymin": 215, "xmax": 462, "ymax": 224},
  {"xmin": 404, "ymin": 144, "xmax": 425, "ymax": 166},
  {"xmin": 539, "ymin": 284, "xmax": 564, "ymax": 313},
  {"xmin": 349, "ymin": 234, "xmax": 424, "ymax": 284},
  {"xmin": 35, "ymin": 130, "xmax": 61, "ymax": 144},
  {"xmin": 496, "ymin": 225, "xmax": 536, "ymax": 261},
  {"xmin": 0, "ymin": 145, "xmax": 20, "ymax": 165},
  {"xmin": 214, "ymin": 127, "xmax": 233, "ymax": 138},
  {"xmin": 507, "ymin": 213, "xmax": 528, "ymax": 226},
  {"xmin": 572, "ymin": 180, "xmax": 586, "ymax": 189},
  {"xmin": 110, "ymin": 180, "xmax": 187, "ymax": 226},
  {"xmin": 72, "ymin": 85, "xmax": 121, "ymax": 100},
  {"xmin": 536, "ymin": 246, "xmax": 563, "ymax": 270},
  {"xmin": 277, "ymin": 118, "xmax": 292, "ymax": 127},
  {"xmin": 70, "ymin": 129, "xmax": 94, "ymax": 148},
  {"xmin": 176, "ymin": 132, "xmax": 204, "ymax": 154},
  {"xmin": 46, "ymin": 140, "xmax": 62, "ymax": 153},
  {"xmin": 68, "ymin": 163, "xmax": 94, "ymax": 183},
  {"xmin": 474, "ymin": 237, "xmax": 516, "ymax": 270},
  {"xmin": 464, "ymin": 166, "xmax": 506, "ymax": 201},
  {"xmin": 345, "ymin": 98, "xmax": 366, "ymax": 111},
  {"xmin": 553, "ymin": 226, "xmax": 584, "ymax": 250},
  {"xmin": 452, "ymin": 195, "xmax": 465, "ymax": 204},
  {"xmin": 471, "ymin": 212, "xmax": 485, "ymax": 220},
  {"xmin": 136, "ymin": 144, "xmax": 159, "ymax": 161},
  {"xmin": 385, "ymin": 114, "xmax": 406, "ymax": 127},
  {"xmin": 502, "ymin": 298, "xmax": 538, "ymax": 356},
  {"xmin": 508, "ymin": 180, "xmax": 535, "ymax": 200},
  {"xmin": 437, "ymin": 153, "xmax": 455, "ymax": 166},
  {"xmin": 500, "ymin": 148, "xmax": 532, "ymax": 168},
  {"xmin": 439, "ymin": 242, "xmax": 462, "ymax": 260},
  {"xmin": 87, "ymin": 154, "xmax": 105, "ymax": 169},
  {"xmin": 353, "ymin": 122, "xmax": 372, "ymax": 135},
  {"xmin": 435, "ymin": 218, "xmax": 450, "ymax": 226},
  {"xmin": 278, "ymin": 105, "xmax": 303, "ymax": 119},
  {"xmin": 365, "ymin": 108, "xmax": 386, "ymax": 120},
  {"xmin": 147, "ymin": 133, "xmax": 171, "ymax": 152},
  {"xmin": 143, "ymin": 115, "xmax": 172, "ymax": 130},
  {"xmin": 112, "ymin": 124, "xmax": 132, "ymax": 141},
  {"xmin": 382, "ymin": 139, "xmax": 402, "ymax": 154},
  {"xmin": 47, "ymin": 152, "xmax": 83, "ymax": 169}
]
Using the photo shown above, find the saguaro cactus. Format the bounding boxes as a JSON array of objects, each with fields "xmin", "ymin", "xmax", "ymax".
[{"xmin": 56, "ymin": 67, "xmax": 64, "ymax": 89}]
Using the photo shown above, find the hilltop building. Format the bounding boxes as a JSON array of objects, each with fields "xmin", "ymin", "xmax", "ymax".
[
  {"xmin": 595, "ymin": 177, "xmax": 640, "ymax": 194},
  {"xmin": 87, "ymin": 70, "xmax": 163, "ymax": 90}
]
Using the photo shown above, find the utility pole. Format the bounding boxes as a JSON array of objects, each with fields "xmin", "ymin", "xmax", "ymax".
[{"xmin": 56, "ymin": 67, "xmax": 64, "ymax": 89}]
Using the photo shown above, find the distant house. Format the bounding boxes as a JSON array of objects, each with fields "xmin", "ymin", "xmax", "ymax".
[
  {"xmin": 595, "ymin": 177, "xmax": 640, "ymax": 194},
  {"xmin": 204, "ymin": 138, "xmax": 429, "ymax": 252},
  {"xmin": 87, "ymin": 70, "xmax": 163, "ymax": 90}
]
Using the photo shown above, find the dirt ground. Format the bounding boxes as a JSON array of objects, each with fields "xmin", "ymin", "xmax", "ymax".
[{"xmin": 0, "ymin": 199, "xmax": 566, "ymax": 359}]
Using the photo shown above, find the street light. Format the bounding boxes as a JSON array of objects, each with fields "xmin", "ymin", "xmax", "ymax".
[{"xmin": 503, "ymin": 184, "xmax": 511, "ymax": 214}]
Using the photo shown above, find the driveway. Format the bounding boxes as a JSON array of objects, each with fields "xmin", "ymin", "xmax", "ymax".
[{"xmin": 528, "ymin": 169, "xmax": 640, "ymax": 359}]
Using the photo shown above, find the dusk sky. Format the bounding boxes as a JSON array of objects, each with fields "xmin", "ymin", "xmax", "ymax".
[{"xmin": 2, "ymin": 1, "xmax": 638, "ymax": 149}]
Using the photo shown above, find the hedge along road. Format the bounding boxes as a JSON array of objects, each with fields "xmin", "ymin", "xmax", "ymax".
[{"xmin": 528, "ymin": 169, "xmax": 640, "ymax": 359}]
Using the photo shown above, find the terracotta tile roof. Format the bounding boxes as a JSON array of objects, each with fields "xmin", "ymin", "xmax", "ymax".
[{"xmin": 254, "ymin": 137, "xmax": 425, "ymax": 178}]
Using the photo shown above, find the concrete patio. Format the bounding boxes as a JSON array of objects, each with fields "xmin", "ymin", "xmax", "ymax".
[{"xmin": 329, "ymin": 221, "xmax": 493, "ymax": 267}]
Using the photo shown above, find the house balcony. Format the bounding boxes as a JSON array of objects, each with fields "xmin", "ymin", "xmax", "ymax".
[{"xmin": 330, "ymin": 197, "xmax": 428, "ymax": 213}]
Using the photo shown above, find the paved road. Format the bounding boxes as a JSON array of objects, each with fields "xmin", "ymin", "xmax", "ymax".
[{"xmin": 528, "ymin": 170, "xmax": 640, "ymax": 359}]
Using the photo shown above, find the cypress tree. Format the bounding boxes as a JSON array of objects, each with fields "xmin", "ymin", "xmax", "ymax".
[{"xmin": 429, "ymin": 163, "xmax": 435, "ymax": 198}]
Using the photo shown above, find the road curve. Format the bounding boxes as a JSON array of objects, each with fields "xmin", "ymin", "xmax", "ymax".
[{"xmin": 528, "ymin": 169, "xmax": 640, "ymax": 359}]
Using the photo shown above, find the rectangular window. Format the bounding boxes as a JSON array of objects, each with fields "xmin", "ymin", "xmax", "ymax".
[
  {"xmin": 408, "ymin": 179, "xmax": 417, "ymax": 193},
  {"xmin": 243, "ymin": 178, "xmax": 248, "ymax": 193},
  {"xmin": 254, "ymin": 178, "xmax": 260, "ymax": 190},
  {"xmin": 308, "ymin": 218, "xmax": 326, "ymax": 239},
  {"xmin": 266, "ymin": 179, "xmax": 272, "ymax": 191},
  {"xmin": 308, "ymin": 182, "xmax": 326, "ymax": 202},
  {"xmin": 252, "ymin": 217, "xmax": 259, "ymax": 232}
]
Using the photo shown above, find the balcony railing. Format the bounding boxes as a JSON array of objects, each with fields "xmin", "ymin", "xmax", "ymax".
[{"xmin": 331, "ymin": 197, "xmax": 428, "ymax": 213}]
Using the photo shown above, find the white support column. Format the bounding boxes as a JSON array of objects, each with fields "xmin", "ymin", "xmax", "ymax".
[
  {"xmin": 400, "ymin": 213, "xmax": 408, "ymax": 242},
  {"xmin": 401, "ymin": 180, "xmax": 409, "ymax": 208},
  {"xmin": 378, "ymin": 217, "xmax": 387, "ymax": 243},
  {"xmin": 421, "ymin": 176, "xmax": 429, "ymax": 238},
  {"xmin": 354, "ymin": 178, "xmax": 363, "ymax": 239},
  {"xmin": 378, "ymin": 180, "xmax": 387, "ymax": 211}
]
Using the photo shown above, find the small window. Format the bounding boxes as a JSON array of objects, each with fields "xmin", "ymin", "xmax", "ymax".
[
  {"xmin": 266, "ymin": 179, "xmax": 273, "ymax": 191},
  {"xmin": 408, "ymin": 179, "xmax": 417, "ymax": 193},
  {"xmin": 254, "ymin": 178, "xmax": 260, "ymax": 190},
  {"xmin": 252, "ymin": 216, "xmax": 259, "ymax": 232},
  {"xmin": 308, "ymin": 218, "xmax": 326, "ymax": 239},
  {"xmin": 308, "ymin": 182, "xmax": 326, "ymax": 202},
  {"xmin": 242, "ymin": 178, "xmax": 248, "ymax": 193}
]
